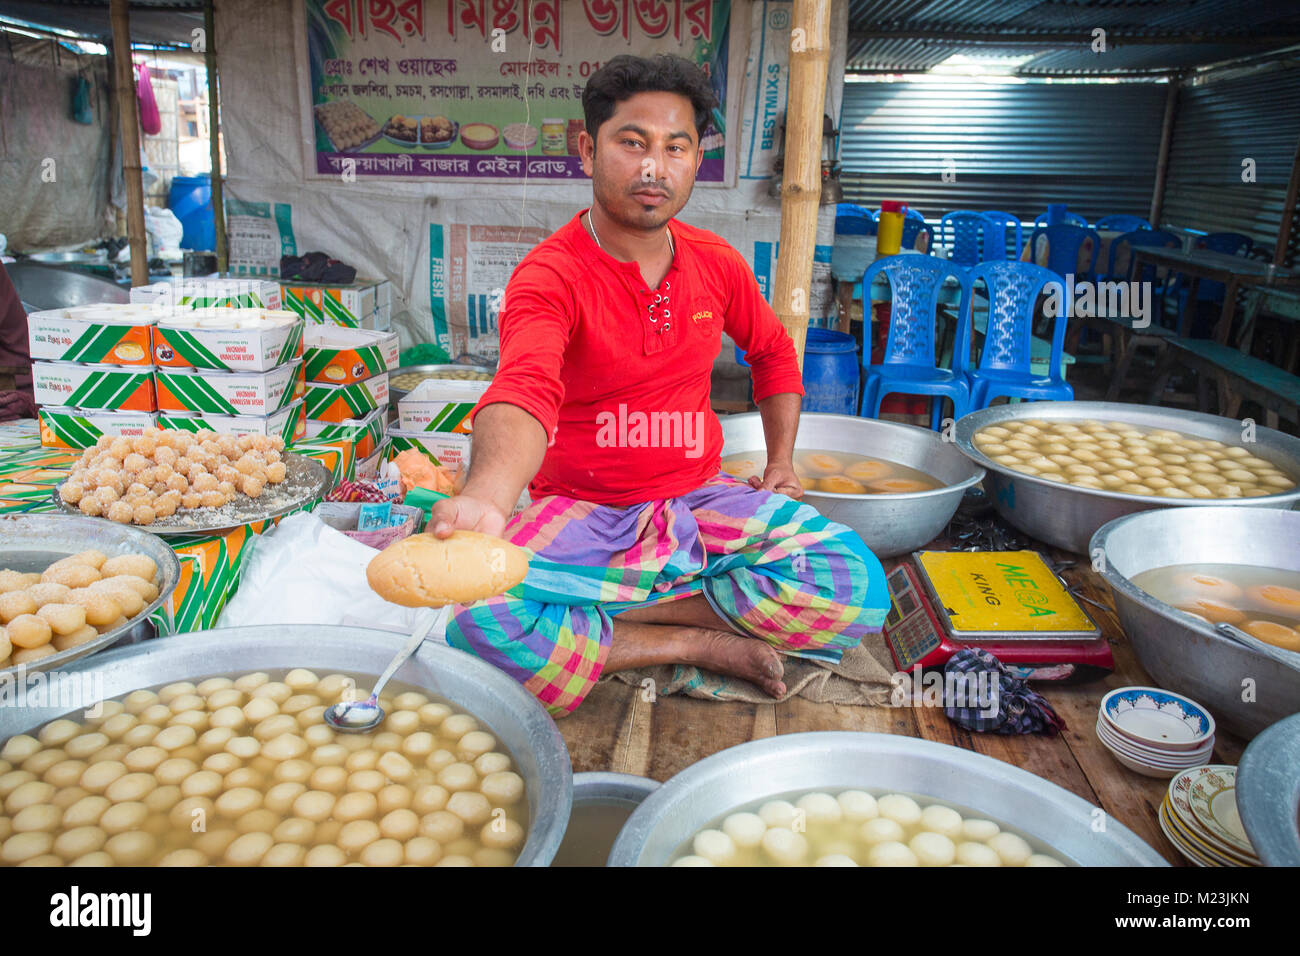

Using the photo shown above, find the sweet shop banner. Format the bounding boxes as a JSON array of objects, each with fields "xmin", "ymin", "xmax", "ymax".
[{"xmin": 300, "ymin": 0, "xmax": 738, "ymax": 183}]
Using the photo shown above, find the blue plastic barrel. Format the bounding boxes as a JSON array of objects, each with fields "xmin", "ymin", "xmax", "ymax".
[
  {"xmin": 735, "ymin": 328, "xmax": 859, "ymax": 414},
  {"xmin": 168, "ymin": 174, "xmax": 216, "ymax": 251}
]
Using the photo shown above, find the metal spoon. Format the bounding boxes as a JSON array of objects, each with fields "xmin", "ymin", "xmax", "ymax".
[
  {"xmin": 1215, "ymin": 622, "xmax": 1300, "ymax": 672},
  {"xmin": 325, "ymin": 606, "xmax": 451, "ymax": 733}
]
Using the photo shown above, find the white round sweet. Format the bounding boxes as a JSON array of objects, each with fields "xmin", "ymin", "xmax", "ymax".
[
  {"xmin": 909, "ymin": 831, "xmax": 957, "ymax": 867},
  {"xmin": 814, "ymin": 854, "xmax": 858, "ymax": 866},
  {"xmin": 877, "ymin": 793, "xmax": 923, "ymax": 826},
  {"xmin": 757, "ymin": 799, "xmax": 797, "ymax": 829},
  {"xmin": 988, "ymin": 831, "xmax": 1033, "ymax": 866},
  {"xmin": 692, "ymin": 828, "xmax": 737, "ymax": 865},
  {"xmin": 795, "ymin": 792, "xmax": 842, "ymax": 825},
  {"xmin": 961, "ymin": 818, "xmax": 1001, "ymax": 842},
  {"xmin": 836, "ymin": 790, "xmax": 878, "ymax": 822},
  {"xmin": 919, "ymin": 804, "xmax": 964, "ymax": 840},
  {"xmin": 859, "ymin": 817, "xmax": 905, "ymax": 845},
  {"xmin": 866, "ymin": 840, "xmax": 918, "ymax": 867},
  {"xmin": 720, "ymin": 811, "xmax": 766, "ymax": 848},
  {"xmin": 760, "ymin": 827, "xmax": 808, "ymax": 866},
  {"xmin": 955, "ymin": 841, "xmax": 1002, "ymax": 866}
]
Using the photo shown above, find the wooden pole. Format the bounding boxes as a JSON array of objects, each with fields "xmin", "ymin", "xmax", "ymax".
[
  {"xmin": 1272, "ymin": 135, "xmax": 1300, "ymax": 267},
  {"xmin": 110, "ymin": 0, "xmax": 148, "ymax": 286},
  {"xmin": 1148, "ymin": 72, "xmax": 1181, "ymax": 228},
  {"xmin": 205, "ymin": 0, "xmax": 228, "ymax": 271},
  {"xmin": 772, "ymin": 0, "xmax": 830, "ymax": 371}
]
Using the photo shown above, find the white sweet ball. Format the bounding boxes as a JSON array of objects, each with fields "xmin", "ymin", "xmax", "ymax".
[
  {"xmin": 877, "ymin": 793, "xmax": 923, "ymax": 826},
  {"xmin": 988, "ymin": 831, "xmax": 1033, "ymax": 866},
  {"xmin": 814, "ymin": 854, "xmax": 859, "ymax": 866},
  {"xmin": 720, "ymin": 812, "xmax": 766, "ymax": 848},
  {"xmin": 672, "ymin": 855, "xmax": 714, "ymax": 867},
  {"xmin": 692, "ymin": 829, "xmax": 737, "ymax": 866},
  {"xmin": 1025, "ymin": 853, "xmax": 1066, "ymax": 867},
  {"xmin": 909, "ymin": 831, "xmax": 957, "ymax": 867},
  {"xmin": 866, "ymin": 841, "xmax": 918, "ymax": 867},
  {"xmin": 919, "ymin": 805, "xmax": 964, "ymax": 840},
  {"xmin": 961, "ymin": 818, "xmax": 1001, "ymax": 842},
  {"xmin": 955, "ymin": 841, "xmax": 1002, "ymax": 866},
  {"xmin": 836, "ymin": 790, "xmax": 878, "ymax": 822},
  {"xmin": 795, "ymin": 792, "xmax": 842, "ymax": 825},
  {"xmin": 757, "ymin": 799, "xmax": 797, "ymax": 829},
  {"xmin": 859, "ymin": 817, "xmax": 905, "ymax": 846},
  {"xmin": 760, "ymin": 827, "xmax": 808, "ymax": 866}
]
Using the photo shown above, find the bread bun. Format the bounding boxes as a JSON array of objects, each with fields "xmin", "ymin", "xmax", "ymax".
[{"xmin": 367, "ymin": 532, "xmax": 529, "ymax": 608}]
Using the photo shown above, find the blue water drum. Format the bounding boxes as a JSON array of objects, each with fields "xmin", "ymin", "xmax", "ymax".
[
  {"xmin": 167, "ymin": 174, "xmax": 216, "ymax": 251},
  {"xmin": 802, "ymin": 328, "xmax": 860, "ymax": 414},
  {"xmin": 735, "ymin": 328, "xmax": 860, "ymax": 414}
]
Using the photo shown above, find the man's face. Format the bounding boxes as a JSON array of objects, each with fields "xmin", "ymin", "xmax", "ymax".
[{"xmin": 580, "ymin": 91, "xmax": 703, "ymax": 232}]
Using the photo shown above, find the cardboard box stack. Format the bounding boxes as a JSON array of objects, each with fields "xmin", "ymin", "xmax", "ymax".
[
  {"xmin": 27, "ymin": 302, "xmax": 307, "ymax": 449},
  {"xmin": 388, "ymin": 375, "xmax": 491, "ymax": 472},
  {"xmin": 300, "ymin": 326, "xmax": 399, "ymax": 479},
  {"xmin": 282, "ymin": 278, "xmax": 392, "ymax": 330}
]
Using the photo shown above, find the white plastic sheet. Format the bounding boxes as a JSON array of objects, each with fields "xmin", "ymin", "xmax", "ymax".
[{"xmin": 216, "ymin": 511, "xmax": 442, "ymax": 639}]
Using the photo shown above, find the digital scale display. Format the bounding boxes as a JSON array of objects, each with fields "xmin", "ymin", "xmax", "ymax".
[{"xmin": 884, "ymin": 551, "xmax": 1114, "ymax": 682}]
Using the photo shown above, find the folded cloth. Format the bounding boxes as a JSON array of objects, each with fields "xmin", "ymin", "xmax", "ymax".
[
  {"xmin": 943, "ymin": 647, "xmax": 1066, "ymax": 735},
  {"xmin": 325, "ymin": 479, "xmax": 387, "ymax": 503},
  {"xmin": 609, "ymin": 634, "xmax": 897, "ymax": 705},
  {"xmin": 280, "ymin": 251, "xmax": 357, "ymax": 284}
]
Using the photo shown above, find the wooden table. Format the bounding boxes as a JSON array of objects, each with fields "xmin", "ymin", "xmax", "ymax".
[
  {"xmin": 556, "ymin": 527, "xmax": 1248, "ymax": 866},
  {"xmin": 1130, "ymin": 246, "xmax": 1299, "ymax": 344}
]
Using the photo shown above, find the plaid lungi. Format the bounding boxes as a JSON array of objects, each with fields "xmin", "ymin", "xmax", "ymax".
[{"xmin": 446, "ymin": 473, "xmax": 891, "ymax": 716}]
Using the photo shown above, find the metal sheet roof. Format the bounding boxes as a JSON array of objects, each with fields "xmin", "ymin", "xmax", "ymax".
[
  {"xmin": 847, "ymin": 0, "xmax": 1300, "ymax": 76},
  {"xmin": 0, "ymin": 1, "xmax": 204, "ymax": 47}
]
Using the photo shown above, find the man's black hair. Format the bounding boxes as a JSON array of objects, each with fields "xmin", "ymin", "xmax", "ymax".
[{"xmin": 582, "ymin": 54, "xmax": 718, "ymax": 145}]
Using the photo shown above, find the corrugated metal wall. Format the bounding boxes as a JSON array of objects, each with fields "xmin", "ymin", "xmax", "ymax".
[
  {"xmin": 1162, "ymin": 65, "xmax": 1300, "ymax": 254},
  {"xmin": 838, "ymin": 78, "xmax": 1167, "ymax": 225}
]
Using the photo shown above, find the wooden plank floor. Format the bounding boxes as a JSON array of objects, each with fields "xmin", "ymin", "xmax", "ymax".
[{"xmin": 557, "ymin": 531, "xmax": 1247, "ymax": 866}]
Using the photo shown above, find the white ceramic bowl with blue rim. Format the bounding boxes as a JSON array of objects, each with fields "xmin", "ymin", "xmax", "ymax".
[
  {"xmin": 1094, "ymin": 718, "xmax": 1214, "ymax": 764},
  {"xmin": 1099, "ymin": 686, "xmax": 1216, "ymax": 752}
]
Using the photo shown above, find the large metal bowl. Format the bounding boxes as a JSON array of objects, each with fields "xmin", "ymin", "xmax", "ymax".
[
  {"xmin": 1091, "ymin": 507, "xmax": 1300, "ymax": 740},
  {"xmin": 552, "ymin": 772, "xmax": 660, "ymax": 867},
  {"xmin": 0, "ymin": 625, "xmax": 572, "ymax": 866},
  {"xmin": 1236, "ymin": 713, "xmax": 1300, "ymax": 866},
  {"xmin": 720, "ymin": 413, "xmax": 984, "ymax": 558},
  {"xmin": 954, "ymin": 401, "xmax": 1300, "ymax": 554},
  {"xmin": 0, "ymin": 515, "xmax": 181, "ymax": 677},
  {"xmin": 607, "ymin": 732, "xmax": 1165, "ymax": 866}
]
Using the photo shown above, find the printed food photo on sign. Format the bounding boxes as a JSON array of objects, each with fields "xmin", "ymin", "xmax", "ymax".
[{"xmin": 305, "ymin": 0, "xmax": 730, "ymax": 181}]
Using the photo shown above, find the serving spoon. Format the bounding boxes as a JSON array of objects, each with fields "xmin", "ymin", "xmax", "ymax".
[
  {"xmin": 324, "ymin": 605, "xmax": 452, "ymax": 733},
  {"xmin": 1215, "ymin": 622, "xmax": 1300, "ymax": 672}
]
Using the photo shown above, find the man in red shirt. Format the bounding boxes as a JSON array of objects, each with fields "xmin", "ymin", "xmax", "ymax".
[{"xmin": 431, "ymin": 56, "xmax": 889, "ymax": 714}]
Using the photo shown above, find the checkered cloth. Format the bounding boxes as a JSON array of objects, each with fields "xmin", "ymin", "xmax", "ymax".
[
  {"xmin": 325, "ymin": 480, "xmax": 388, "ymax": 503},
  {"xmin": 943, "ymin": 648, "xmax": 1066, "ymax": 735}
]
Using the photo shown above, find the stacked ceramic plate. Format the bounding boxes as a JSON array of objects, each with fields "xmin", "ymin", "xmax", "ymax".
[
  {"xmin": 1095, "ymin": 687, "xmax": 1215, "ymax": 778},
  {"xmin": 1159, "ymin": 766, "xmax": 1261, "ymax": 867}
]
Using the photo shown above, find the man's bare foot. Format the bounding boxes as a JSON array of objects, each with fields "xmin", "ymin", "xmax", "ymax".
[{"xmin": 678, "ymin": 627, "xmax": 787, "ymax": 699}]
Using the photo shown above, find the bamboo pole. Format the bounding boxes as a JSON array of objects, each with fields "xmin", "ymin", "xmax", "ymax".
[
  {"xmin": 1272, "ymin": 135, "xmax": 1300, "ymax": 267},
  {"xmin": 205, "ymin": 0, "xmax": 228, "ymax": 271},
  {"xmin": 110, "ymin": 0, "xmax": 148, "ymax": 286},
  {"xmin": 771, "ymin": 0, "xmax": 830, "ymax": 371},
  {"xmin": 1148, "ymin": 72, "xmax": 1181, "ymax": 229}
]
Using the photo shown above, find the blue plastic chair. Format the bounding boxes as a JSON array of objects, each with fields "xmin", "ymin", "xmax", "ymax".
[
  {"xmin": 1028, "ymin": 224, "xmax": 1102, "ymax": 281},
  {"xmin": 858, "ymin": 254, "xmax": 972, "ymax": 430},
  {"xmin": 1170, "ymin": 231, "xmax": 1255, "ymax": 331},
  {"xmin": 1096, "ymin": 214, "xmax": 1152, "ymax": 232},
  {"xmin": 981, "ymin": 211, "xmax": 1023, "ymax": 262},
  {"xmin": 939, "ymin": 211, "xmax": 996, "ymax": 266},
  {"xmin": 900, "ymin": 218, "xmax": 930, "ymax": 252},
  {"xmin": 1034, "ymin": 211, "xmax": 1089, "ymax": 228},
  {"xmin": 835, "ymin": 203, "xmax": 877, "ymax": 236},
  {"xmin": 965, "ymin": 261, "xmax": 1074, "ymax": 408}
]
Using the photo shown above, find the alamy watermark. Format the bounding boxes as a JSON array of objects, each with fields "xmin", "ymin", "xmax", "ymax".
[
  {"xmin": 594, "ymin": 404, "xmax": 706, "ymax": 458},
  {"xmin": 0, "ymin": 666, "xmax": 106, "ymax": 717}
]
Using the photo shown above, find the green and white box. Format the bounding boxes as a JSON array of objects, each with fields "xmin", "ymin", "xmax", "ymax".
[
  {"xmin": 155, "ymin": 361, "xmax": 303, "ymax": 416},
  {"xmin": 38, "ymin": 407, "xmax": 161, "ymax": 450},
  {"xmin": 131, "ymin": 277, "xmax": 283, "ymax": 310},
  {"xmin": 27, "ymin": 306, "xmax": 162, "ymax": 365},
  {"xmin": 157, "ymin": 401, "xmax": 306, "ymax": 446},
  {"xmin": 153, "ymin": 310, "xmax": 303, "ymax": 372},
  {"xmin": 282, "ymin": 278, "xmax": 392, "ymax": 327},
  {"xmin": 31, "ymin": 361, "xmax": 158, "ymax": 412},
  {"xmin": 303, "ymin": 326, "xmax": 400, "ymax": 385},
  {"xmin": 304, "ymin": 374, "xmax": 389, "ymax": 424},
  {"xmin": 386, "ymin": 429, "xmax": 472, "ymax": 470},
  {"xmin": 397, "ymin": 378, "xmax": 488, "ymax": 433},
  {"xmin": 303, "ymin": 407, "xmax": 386, "ymax": 460}
]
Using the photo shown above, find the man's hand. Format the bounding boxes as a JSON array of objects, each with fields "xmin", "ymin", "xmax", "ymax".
[
  {"xmin": 429, "ymin": 493, "xmax": 508, "ymax": 538},
  {"xmin": 748, "ymin": 460, "xmax": 804, "ymax": 500}
]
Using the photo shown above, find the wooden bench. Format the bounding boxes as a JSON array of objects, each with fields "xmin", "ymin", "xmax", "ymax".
[
  {"xmin": 1148, "ymin": 339, "xmax": 1300, "ymax": 429},
  {"xmin": 1077, "ymin": 314, "xmax": 1176, "ymax": 401}
]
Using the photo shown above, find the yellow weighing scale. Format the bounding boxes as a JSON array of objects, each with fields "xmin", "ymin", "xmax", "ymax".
[{"xmin": 884, "ymin": 550, "xmax": 1114, "ymax": 682}]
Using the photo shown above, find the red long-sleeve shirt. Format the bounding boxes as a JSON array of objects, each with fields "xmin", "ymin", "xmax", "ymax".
[{"xmin": 469, "ymin": 211, "xmax": 804, "ymax": 506}]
